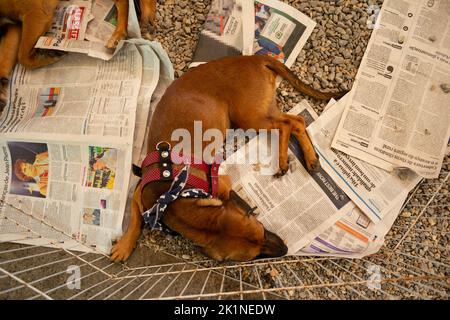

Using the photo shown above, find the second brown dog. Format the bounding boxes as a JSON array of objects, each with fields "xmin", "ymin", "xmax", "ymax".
[{"xmin": 0, "ymin": 0, "xmax": 157, "ymax": 112}]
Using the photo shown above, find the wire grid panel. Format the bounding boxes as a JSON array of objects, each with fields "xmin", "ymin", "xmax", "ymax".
[{"xmin": 0, "ymin": 166, "xmax": 449, "ymax": 299}]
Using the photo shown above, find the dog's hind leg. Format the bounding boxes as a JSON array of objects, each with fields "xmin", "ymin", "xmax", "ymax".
[
  {"xmin": 255, "ymin": 115, "xmax": 319, "ymax": 177},
  {"xmin": 18, "ymin": 14, "xmax": 65, "ymax": 69},
  {"xmin": 282, "ymin": 114, "xmax": 320, "ymax": 174},
  {"xmin": 271, "ymin": 118, "xmax": 292, "ymax": 177},
  {"xmin": 106, "ymin": 0, "xmax": 129, "ymax": 50},
  {"xmin": 236, "ymin": 102, "xmax": 319, "ymax": 176},
  {"xmin": 0, "ymin": 24, "xmax": 21, "ymax": 114},
  {"xmin": 139, "ymin": 0, "xmax": 157, "ymax": 35}
]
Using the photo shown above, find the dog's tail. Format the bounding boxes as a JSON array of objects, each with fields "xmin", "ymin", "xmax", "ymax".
[{"xmin": 263, "ymin": 56, "xmax": 346, "ymax": 100}]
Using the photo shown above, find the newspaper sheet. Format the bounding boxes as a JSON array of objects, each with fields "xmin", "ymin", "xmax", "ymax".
[
  {"xmin": 191, "ymin": 0, "xmax": 245, "ymax": 67},
  {"xmin": 331, "ymin": 0, "xmax": 450, "ymax": 179},
  {"xmin": 299, "ymin": 193, "xmax": 406, "ymax": 258},
  {"xmin": 86, "ymin": 0, "xmax": 140, "ymax": 43},
  {"xmin": 307, "ymin": 95, "xmax": 421, "ymax": 223},
  {"xmin": 35, "ymin": 0, "xmax": 141, "ymax": 61},
  {"xmin": 45, "ymin": 0, "xmax": 93, "ymax": 42},
  {"xmin": 191, "ymin": 0, "xmax": 315, "ymax": 68},
  {"xmin": 0, "ymin": 41, "xmax": 166, "ymax": 254},
  {"xmin": 123, "ymin": 40, "xmax": 175, "ymax": 231},
  {"xmin": 221, "ymin": 101, "xmax": 355, "ymax": 254},
  {"xmin": 241, "ymin": 0, "xmax": 316, "ymax": 67}
]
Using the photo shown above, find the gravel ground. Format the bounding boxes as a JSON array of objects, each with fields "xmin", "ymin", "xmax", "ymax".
[
  {"xmin": 142, "ymin": 0, "xmax": 377, "ymax": 256},
  {"xmin": 140, "ymin": 0, "xmax": 450, "ymax": 299},
  {"xmin": 1, "ymin": 0, "xmax": 447, "ymax": 300}
]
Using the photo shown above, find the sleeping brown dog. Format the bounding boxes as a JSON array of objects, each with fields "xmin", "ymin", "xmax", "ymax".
[
  {"xmin": 110, "ymin": 55, "xmax": 343, "ymax": 262},
  {"xmin": 0, "ymin": 0, "xmax": 157, "ymax": 113}
]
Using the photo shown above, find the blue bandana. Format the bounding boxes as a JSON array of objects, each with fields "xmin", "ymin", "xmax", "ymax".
[{"xmin": 142, "ymin": 166, "xmax": 210, "ymax": 230}]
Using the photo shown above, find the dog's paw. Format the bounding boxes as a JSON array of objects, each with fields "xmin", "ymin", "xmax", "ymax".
[
  {"xmin": 0, "ymin": 99, "xmax": 6, "ymax": 115},
  {"xmin": 274, "ymin": 168, "xmax": 288, "ymax": 178},
  {"xmin": 106, "ymin": 31, "xmax": 127, "ymax": 50},
  {"xmin": 110, "ymin": 237, "xmax": 136, "ymax": 262},
  {"xmin": 45, "ymin": 50, "xmax": 66, "ymax": 59},
  {"xmin": 0, "ymin": 78, "xmax": 8, "ymax": 114},
  {"xmin": 306, "ymin": 156, "xmax": 321, "ymax": 175},
  {"xmin": 274, "ymin": 163, "xmax": 289, "ymax": 178},
  {"xmin": 274, "ymin": 157, "xmax": 290, "ymax": 178},
  {"xmin": 140, "ymin": 22, "xmax": 155, "ymax": 40}
]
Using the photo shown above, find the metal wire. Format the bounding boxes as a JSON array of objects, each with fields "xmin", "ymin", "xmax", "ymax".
[{"xmin": 0, "ymin": 165, "xmax": 448, "ymax": 300}]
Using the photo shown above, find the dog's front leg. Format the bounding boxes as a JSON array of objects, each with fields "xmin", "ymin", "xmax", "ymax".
[
  {"xmin": 0, "ymin": 24, "xmax": 21, "ymax": 114},
  {"xmin": 106, "ymin": 0, "xmax": 129, "ymax": 50},
  {"xmin": 217, "ymin": 175, "xmax": 232, "ymax": 200},
  {"xmin": 110, "ymin": 187, "xmax": 143, "ymax": 262}
]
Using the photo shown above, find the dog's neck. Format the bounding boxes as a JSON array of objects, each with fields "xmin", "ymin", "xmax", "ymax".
[{"xmin": 139, "ymin": 164, "xmax": 210, "ymax": 212}]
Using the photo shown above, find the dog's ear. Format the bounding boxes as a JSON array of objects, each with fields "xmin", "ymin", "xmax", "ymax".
[{"xmin": 196, "ymin": 198, "xmax": 223, "ymax": 207}]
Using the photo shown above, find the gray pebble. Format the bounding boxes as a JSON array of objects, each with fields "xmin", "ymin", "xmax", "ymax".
[{"xmin": 333, "ymin": 56, "xmax": 345, "ymax": 65}]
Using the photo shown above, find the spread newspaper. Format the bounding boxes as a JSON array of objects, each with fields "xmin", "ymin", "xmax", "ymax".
[
  {"xmin": 35, "ymin": 0, "xmax": 141, "ymax": 60},
  {"xmin": 191, "ymin": 0, "xmax": 315, "ymax": 67},
  {"xmin": 241, "ymin": 0, "xmax": 316, "ymax": 68},
  {"xmin": 191, "ymin": 0, "xmax": 246, "ymax": 67},
  {"xmin": 0, "ymin": 40, "xmax": 172, "ymax": 254},
  {"xmin": 221, "ymin": 101, "xmax": 354, "ymax": 254},
  {"xmin": 307, "ymin": 95, "xmax": 421, "ymax": 223},
  {"xmin": 221, "ymin": 100, "xmax": 419, "ymax": 258},
  {"xmin": 331, "ymin": 0, "xmax": 450, "ymax": 179}
]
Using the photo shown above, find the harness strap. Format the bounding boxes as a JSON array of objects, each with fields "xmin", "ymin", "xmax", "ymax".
[
  {"xmin": 141, "ymin": 151, "xmax": 211, "ymax": 173},
  {"xmin": 141, "ymin": 168, "xmax": 210, "ymax": 194},
  {"xmin": 139, "ymin": 148, "xmax": 221, "ymax": 198},
  {"xmin": 142, "ymin": 166, "xmax": 210, "ymax": 230}
]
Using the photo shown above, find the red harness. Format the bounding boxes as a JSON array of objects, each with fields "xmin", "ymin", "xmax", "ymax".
[{"xmin": 139, "ymin": 143, "xmax": 221, "ymax": 198}]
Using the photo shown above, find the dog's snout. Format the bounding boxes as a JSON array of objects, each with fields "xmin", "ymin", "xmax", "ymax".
[{"xmin": 257, "ymin": 229, "xmax": 288, "ymax": 259}]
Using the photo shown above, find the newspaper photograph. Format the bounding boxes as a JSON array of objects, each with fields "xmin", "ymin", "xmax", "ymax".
[
  {"xmin": 307, "ymin": 95, "xmax": 421, "ymax": 223},
  {"xmin": 221, "ymin": 101, "xmax": 355, "ymax": 254},
  {"xmin": 331, "ymin": 0, "xmax": 450, "ymax": 179},
  {"xmin": 299, "ymin": 193, "xmax": 406, "ymax": 258},
  {"xmin": 242, "ymin": 0, "xmax": 316, "ymax": 67},
  {"xmin": 191, "ymin": 0, "xmax": 245, "ymax": 67},
  {"xmin": 0, "ymin": 41, "xmax": 166, "ymax": 254},
  {"xmin": 35, "ymin": 0, "xmax": 141, "ymax": 61},
  {"xmin": 45, "ymin": 0, "xmax": 92, "ymax": 41}
]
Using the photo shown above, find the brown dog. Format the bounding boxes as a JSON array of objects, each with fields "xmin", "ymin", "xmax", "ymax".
[
  {"xmin": 0, "ymin": 0, "xmax": 157, "ymax": 112},
  {"xmin": 110, "ymin": 55, "xmax": 343, "ymax": 262}
]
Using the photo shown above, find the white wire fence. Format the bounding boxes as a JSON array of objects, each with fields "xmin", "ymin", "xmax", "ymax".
[{"xmin": 0, "ymin": 162, "xmax": 448, "ymax": 300}]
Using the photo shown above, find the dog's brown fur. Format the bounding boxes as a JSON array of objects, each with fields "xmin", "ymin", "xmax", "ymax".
[
  {"xmin": 0, "ymin": 0, "xmax": 157, "ymax": 112},
  {"xmin": 111, "ymin": 55, "xmax": 344, "ymax": 262}
]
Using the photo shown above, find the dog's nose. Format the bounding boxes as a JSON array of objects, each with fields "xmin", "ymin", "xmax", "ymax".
[{"xmin": 257, "ymin": 229, "xmax": 288, "ymax": 259}]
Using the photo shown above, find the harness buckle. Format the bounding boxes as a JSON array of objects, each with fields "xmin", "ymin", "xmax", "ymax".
[
  {"xmin": 156, "ymin": 141, "xmax": 171, "ymax": 151},
  {"xmin": 157, "ymin": 142, "xmax": 173, "ymax": 181}
]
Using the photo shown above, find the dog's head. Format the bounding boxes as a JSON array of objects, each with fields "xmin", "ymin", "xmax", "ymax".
[{"xmin": 161, "ymin": 190, "xmax": 288, "ymax": 261}]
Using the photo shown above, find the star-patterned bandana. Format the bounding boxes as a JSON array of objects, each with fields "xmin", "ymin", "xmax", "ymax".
[{"xmin": 141, "ymin": 165, "xmax": 211, "ymax": 230}]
